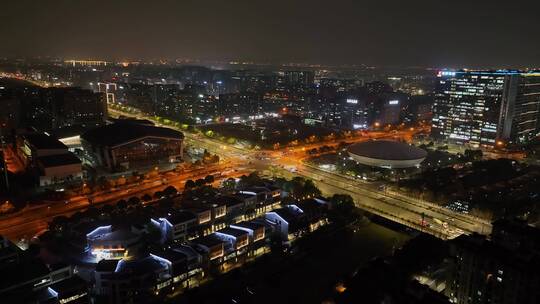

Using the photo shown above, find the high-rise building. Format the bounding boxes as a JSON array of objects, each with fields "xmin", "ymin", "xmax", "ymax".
[
  {"xmin": 217, "ymin": 93, "xmax": 263, "ymax": 118},
  {"xmin": 272, "ymin": 71, "xmax": 314, "ymax": 92},
  {"xmin": 40, "ymin": 87, "xmax": 108, "ymax": 130},
  {"xmin": 431, "ymin": 70, "xmax": 540, "ymax": 148},
  {"xmin": 284, "ymin": 71, "xmax": 314, "ymax": 89},
  {"xmin": 446, "ymin": 219, "xmax": 540, "ymax": 304},
  {"xmin": 96, "ymin": 82, "xmax": 117, "ymax": 103},
  {"xmin": 381, "ymin": 99, "xmax": 401, "ymax": 125},
  {"xmin": 1, "ymin": 82, "xmax": 107, "ymax": 132},
  {"xmin": 341, "ymin": 96, "xmax": 368, "ymax": 129}
]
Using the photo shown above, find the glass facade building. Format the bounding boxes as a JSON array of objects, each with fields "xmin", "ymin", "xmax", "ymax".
[{"xmin": 432, "ymin": 71, "xmax": 540, "ymax": 148}]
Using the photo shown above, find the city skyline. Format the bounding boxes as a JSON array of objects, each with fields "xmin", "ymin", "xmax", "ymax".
[
  {"xmin": 1, "ymin": 0, "xmax": 540, "ymax": 68},
  {"xmin": 1, "ymin": 2, "xmax": 540, "ymax": 303}
]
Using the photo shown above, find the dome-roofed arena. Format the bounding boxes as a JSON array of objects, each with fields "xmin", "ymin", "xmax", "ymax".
[{"xmin": 347, "ymin": 140, "xmax": 427, "ymax": 168}]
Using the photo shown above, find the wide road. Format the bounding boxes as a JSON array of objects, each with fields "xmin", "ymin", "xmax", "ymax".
[
  {"xmin": 0, "ymin": 162, "xmax": 250, "ymax": 242},
  {"xmin": 107, "ymin": 106, "xmax": 493, "ymax": 239},
  {"xmin": 294, "ymin": 164, "xmax": 490, "ymax": 238},
  {"xmin": 2, "ymin": 93, "xmax": 476, "ymax": 243}
]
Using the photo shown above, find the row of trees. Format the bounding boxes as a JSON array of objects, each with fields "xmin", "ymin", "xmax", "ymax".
[
  {"xmin": 281, "ymin": 177, "xmax": 322, "ymax": 200},
  {"xmin": 306, "ymin": 145, "xmax": 336, "ymax": 155},
  {"xmin": 184, "ymin": 174, "xmax": 215, "ymax": 190},
  {"xmin": 48, "ymin": 183, "xmax": 182, "ymax": 233}
]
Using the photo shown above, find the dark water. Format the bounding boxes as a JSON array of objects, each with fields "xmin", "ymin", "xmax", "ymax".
[{"xmin": 170, "ymin": 221, "xmax": 411, "ymax": 304}]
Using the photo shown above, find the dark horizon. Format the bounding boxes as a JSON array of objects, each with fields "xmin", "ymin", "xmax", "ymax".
[{"xmin": 1, "ymin": 0, "xmax": 540, "ymax": 69}]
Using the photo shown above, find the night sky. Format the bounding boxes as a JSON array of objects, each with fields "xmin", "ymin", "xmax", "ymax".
[{"xmin": 1, "ymin": 0, "xmax": 539, "ymax": 68}]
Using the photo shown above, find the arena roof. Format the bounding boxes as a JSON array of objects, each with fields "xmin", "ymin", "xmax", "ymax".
[
  {"xmin": 37, "ymin": 153, "xmax": 81, "ymax": 168},
  {"xmin": 24, "ymin": 133, "xmax": 68, "ymax": 150},
  {"xmin": 81, "ymin": 123, "xmax": 184, "ymax": 148},
  {"xmin": 347, "ymin": 140, "xmax": 427, "ymax": 161}
]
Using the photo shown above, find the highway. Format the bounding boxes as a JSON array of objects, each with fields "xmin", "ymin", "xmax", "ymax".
[
  {"xmin": 0, "ymin": 105, "xmax": 492, "ymax": 243},
  {"xmin": 0, "ymin": 161, "xmax": 250, "ymax": 242},
  {"xmin": 289, "ymin": 164, "xmax": 490, "ymax": 239},
  {"xmin": 108, "ymin": 106, "xmax": 493, "ymax": 239},
  {"xmin": 255, "ymin": 144, "xmax": 492, "ymax": 239}
]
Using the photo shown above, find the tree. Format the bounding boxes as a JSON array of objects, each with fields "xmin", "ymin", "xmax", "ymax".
[
  {"xmin": 195, "ymin": 178, "xmax": 206, "ymax": 187},
  {"xmin": 154, "ymin": 191, "xmax": 164, "ymax": 199},
  {"xmin": 330, "ymin": 194, "xmax": 355, "ymax": 212},
  {"xmin": 185, "ymin": 179, "xmax": 196, "ymax": 189},
  {"xmin": 97, "ymin": 176, "xmax": 109, "ymax": 190},
  {"xmin": 222, "ymin": 178, "xmax": 236, "ymax": 192},
  {"xmin": 302, "ymin": 179, "xmax": 321, "ymax": 198},
  {"xmin": 337, "ymin": 141, "xmax": 349, "ymax": 150},
  {"xmin": 158, "ymin": 198, "xmax": 174, "ymax": 210},
  {"xmin": 49, "ymin": 216, "xmax": 69, "ymax": 232},
  {"xmin": 27, "ymin": 244, "xmax": 41, "ymax": 257},
  {"xmin": 464, "ymin": 149, "xmax": 483, "ymax": 161},
  {"xmin": 204, "ymin": 174, "xmax": 215, "ymax": 184},
  {"xmin": 84, "ymin": 207, "xmax": 100, "ymax": 219},
  {"xmin": 163, "ymin": 185, "xmax": 178, "ymax": 196},
  {"xmin": 328, "ymin": 194, "xmax": 359, "ymax": 224},
  {"xmin": 117, "ymin": 199, "xmax": 128, "ymax": 210},
  {"xmin": 70, "ymin": 211, "xmax": 84, "ymax": 222},
  {"xmin": 203, "ymin": 149, "xmax": 211, "ymax": 158},
  {"xmin": 128, "ymin": 196, "xmax": 141, "ymax": 206},
  {"xmin": 101, "ymin": 204, "xmax": 114, "ymax": 215},
  {"xmin": 238, "ymin": 172, "xmax": 263, "ymax": 188},
  {"xmin": 287, "ymin": 177, "xmax": 321, "ymax": 199}
]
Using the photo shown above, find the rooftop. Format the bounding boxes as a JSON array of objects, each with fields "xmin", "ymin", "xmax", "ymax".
[
  {"xmin": 170, "ymin": 244, "xmax": 201, "ymax": 260},
  {"xmin": 37, "ymin": 153, "xmax": 81, "ymax": 168},
  {"xmin": 441, "ymin": 70, "xmax": 540, "ymax": 76},
  {"xmin": 233, "ymin": 192, "xmax": 256, "ymax": 200},
  {"xmin": 47, "ymin": 275, "xmax": 87, "ymax": 295},
  {"xmin": 114, "ymin": 255, "xmax": 170, "ymax": 275},
  {"xmin": 165, "ymin": 211, "xmax": 197, "ymax": 225},
  {"xmin": 86, "ymin": 226, "xmax": 139, "ymax": 243},
  {"xmin": 192, "ymin": 234, "xmax": 224, "ymax": 248},
  {"xmin": 95, "ymin": 259, "xmax": 119, "ymax": 272},
  {"xmin": 272, "ymin": 206, "xmax": 303, "ymax": 224},
  {"xmin": 111, "ymin": 118, "xmax": 155, "ymax": 126},
  {"xmin": 217, "ymin": 227, "xmax": 249, "ymax": 238},
  {"xmin": 159, "ymin": 248, "xmax": 189, "ymax": 263},
  {"xmin": 23, "ymin": 133, "xmax": 68, "ymax": 150},
  {"xmin": 51, "ymin": 125, "xmax": 88, "ymax": 139},
  {"xmin": 231, "ymin": 221, "xmax": 266, "ymax": 231},
  {"xmin": 0, "ymin": 257, "xmax": 50, "ymax": 291},
  {"xmin": 347, "ymin": 140, "xmax": 427, "ymax": 161},
  {"xmin": 241, "ymin": 186, "xmax": 271, "ymax": 194},
  {"xmin": 81, "ymin": 122, "xmax": 183, "ymax": 148},
  {"xmin": 215, "ymin": 195, "xmax": 244, "ymax": 207}
]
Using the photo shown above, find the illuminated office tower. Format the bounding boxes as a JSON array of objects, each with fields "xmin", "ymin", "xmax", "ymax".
[
  {"xmin": 97, "ymin": 82, "xmax": 117, "ymax": 103},
  {"xmin": 431, "ymin": 70, "xmax": 540, "ymax": 148}
]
